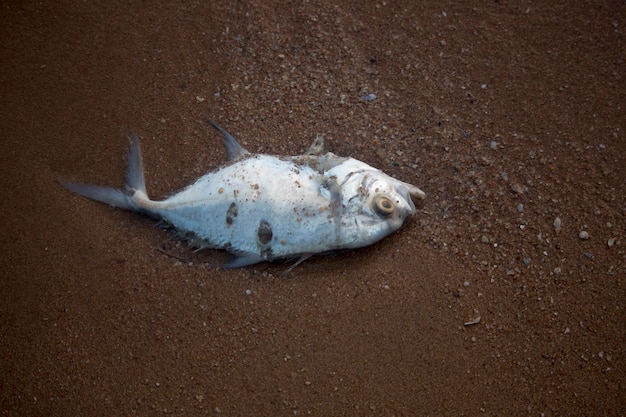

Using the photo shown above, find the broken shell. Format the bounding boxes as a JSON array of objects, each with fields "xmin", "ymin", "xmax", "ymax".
[{"xmin": 464, "ymin": 316, "xmax": 481, "ymax": 326}]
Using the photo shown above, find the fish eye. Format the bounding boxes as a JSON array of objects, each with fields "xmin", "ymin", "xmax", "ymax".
[{"xmin": 374, "ymin": 196, "xmax": 395, "ymax": 217}]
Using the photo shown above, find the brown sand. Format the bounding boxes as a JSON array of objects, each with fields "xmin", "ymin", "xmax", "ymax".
[{"xmin": 1, "ymin": 1, "xmax": 624, "ymax": 415}]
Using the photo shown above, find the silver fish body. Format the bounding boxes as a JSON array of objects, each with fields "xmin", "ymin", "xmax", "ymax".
[{"xmin": 63, "ymin": 120, "xmax": 425, "ymax": 267}]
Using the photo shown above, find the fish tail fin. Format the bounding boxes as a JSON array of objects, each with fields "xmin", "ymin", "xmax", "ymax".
[
  {"xmin": 61, "ymin": 181, "xmax": 135, "ymax": 209},
  {"xmin": 125, "ymin": 134, "xmax": 147, "ymax": 196},
  {"xmin": 62, "ymin": 135, "xmax": 152, "ymax": 213}
]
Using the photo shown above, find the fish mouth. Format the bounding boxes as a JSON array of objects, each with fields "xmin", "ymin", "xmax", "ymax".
[
  {"xmin": 399, "ymin": 180, "xmax": 426, "ymax": 201},
  {"xmin": 396, "ymin": 184, "xmax": 416, "ymax": 214}
]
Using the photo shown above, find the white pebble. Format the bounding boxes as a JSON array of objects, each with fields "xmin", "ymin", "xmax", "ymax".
[{"xmin": 579, "ymin": 231, "xmax": 589, "ymax": 240}]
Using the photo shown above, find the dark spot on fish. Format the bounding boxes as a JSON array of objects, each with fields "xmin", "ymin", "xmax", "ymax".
[
  {"xmin": 226, "ymin": 202, "xmax": 238, "ymax": 226},
  {"xmin": 257, "ymin": 220, "xmax": 273, "ymax": 245},
  {"xmin": 260, "ymin": 246, "xmax": 273, "ymax": 259}
]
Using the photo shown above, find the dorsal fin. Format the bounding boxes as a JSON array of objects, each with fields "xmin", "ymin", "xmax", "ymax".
[
  {"xmin": 204, "ymin": 117, "xmax": 250, "ymax": 160},
  {"xmin": 306, "ymin": 134, "xmax": 325, "ymax": 155}
]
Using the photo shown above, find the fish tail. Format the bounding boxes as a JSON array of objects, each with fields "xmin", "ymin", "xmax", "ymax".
[
  {"xmin": 125, "ymin": 134, "xmax": 147, "ymax": 197},
  {"xmin": 62, "ymin": 135, "xmax": 152, "ymax": 214}
]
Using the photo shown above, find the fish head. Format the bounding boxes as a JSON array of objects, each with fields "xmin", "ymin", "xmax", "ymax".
[{"xmin": 327, "ymin": 158, "xmax": 425, "ymax": 248}]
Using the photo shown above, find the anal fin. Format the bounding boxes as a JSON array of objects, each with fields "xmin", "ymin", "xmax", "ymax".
[{"xmin": 221, "ymin": 254, "xmax": 265, "ymax": 269}]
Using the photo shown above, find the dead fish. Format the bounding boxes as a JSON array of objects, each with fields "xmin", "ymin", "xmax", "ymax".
[{"xmin": 62, "ymin": 119, "xmax": 425, "ymax": 268}]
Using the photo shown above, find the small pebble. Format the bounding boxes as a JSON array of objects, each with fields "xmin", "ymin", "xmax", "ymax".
[
  {"xmin": 517, "ymin": 203, "xmax": 524, "ymax": 212},
  {"xmin": 490, "ymin": 141, "xmax": 498, "ymax": 150},
  {"xmin": 579, "ymin": 231, "xmax": 589, "ymax": 240},
  {"xmin": 553, "ymin": 217, "xmax": 562, "ymax": 230},
  {"xmin": 510, "ymin": 183, "xmax": 524, "ymax": 194},
  {"xmin": 360, "ymin": 93, "xmax": 377, "ymax": 101},
  {"xmin": 607, "ymin": 237, "xmax": 616, "ymax": 247}
]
